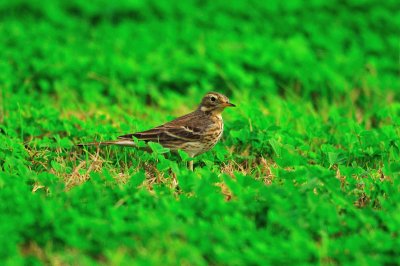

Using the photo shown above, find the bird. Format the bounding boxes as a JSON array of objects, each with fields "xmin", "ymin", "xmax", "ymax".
[{"xmin": 78, "ymin": 92, "xmax": 235, "ymax": 170}]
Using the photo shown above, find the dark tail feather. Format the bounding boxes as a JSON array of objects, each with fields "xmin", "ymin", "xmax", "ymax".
[{"xmin": 77, "ymin": 139, "xmax": 136, "ymax": 147}]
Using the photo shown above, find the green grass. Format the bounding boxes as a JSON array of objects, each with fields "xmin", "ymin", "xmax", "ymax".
[{"xmin": 1, "ymin": 0, "xmax": 399, "ymax": 265}]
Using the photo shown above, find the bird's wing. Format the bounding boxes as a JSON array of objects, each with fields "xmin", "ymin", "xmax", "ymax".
[
  {"xmin": 118, "ymin": 112, "xmax": 205, "ymax": 143},
  {"xmin": 118, "ymin": 125, "xmax": 202, "ymax": 142}
]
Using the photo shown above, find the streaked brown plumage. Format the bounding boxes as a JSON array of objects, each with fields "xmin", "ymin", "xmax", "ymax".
[{"xmin": 78, "ymin": 92, "xmax": 235, "ymax": 170}]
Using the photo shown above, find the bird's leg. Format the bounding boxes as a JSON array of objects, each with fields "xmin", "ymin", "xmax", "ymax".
[{"xmin": 188, "ymin": 160, "xmax": 193, "ymax": 171}]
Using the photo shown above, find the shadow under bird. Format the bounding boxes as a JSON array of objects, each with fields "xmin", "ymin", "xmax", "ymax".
[{"xmin": 78, "ymin": 92, "xmax": 235, "ymax": 170}]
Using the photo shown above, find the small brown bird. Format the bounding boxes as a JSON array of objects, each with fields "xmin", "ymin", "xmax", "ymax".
[{"xmin": 78, "ymin": 92, "xmax": 235, "ymax": 170}]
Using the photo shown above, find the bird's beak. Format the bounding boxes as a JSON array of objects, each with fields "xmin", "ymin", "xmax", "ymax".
[{"xmin": 221, "ymin": 102, "xmax": 236, "ymax": 107}]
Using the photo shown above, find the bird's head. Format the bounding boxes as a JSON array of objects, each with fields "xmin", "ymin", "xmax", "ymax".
[{"xmin": 198, "ymin": 92, "xmax": 235, "ymax": 114}]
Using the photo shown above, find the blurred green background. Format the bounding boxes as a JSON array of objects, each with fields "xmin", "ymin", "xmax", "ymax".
[{"xmin": 0, "ymin": 0, "xmax": 399, "ymax": 265}]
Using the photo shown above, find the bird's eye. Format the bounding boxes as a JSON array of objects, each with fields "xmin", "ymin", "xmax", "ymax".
[{"xmin": 210, "ymin": 96, "xmax": 216, "ymax": 102}]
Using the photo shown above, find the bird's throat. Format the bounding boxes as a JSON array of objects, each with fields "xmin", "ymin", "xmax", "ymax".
[{"xmin": 200, "ymin": 105, "xmax": 225, "ymax": 115}]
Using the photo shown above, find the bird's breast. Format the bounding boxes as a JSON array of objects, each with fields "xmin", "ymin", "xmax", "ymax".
[{"xmin": 201, "ymin": 115, "xmax": 224, "ymax": 147}]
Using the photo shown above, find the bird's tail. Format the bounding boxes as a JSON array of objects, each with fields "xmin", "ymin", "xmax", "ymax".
[{"xmin": 77, "ymin": 139, "xmax": 136, "ymax": 147}]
